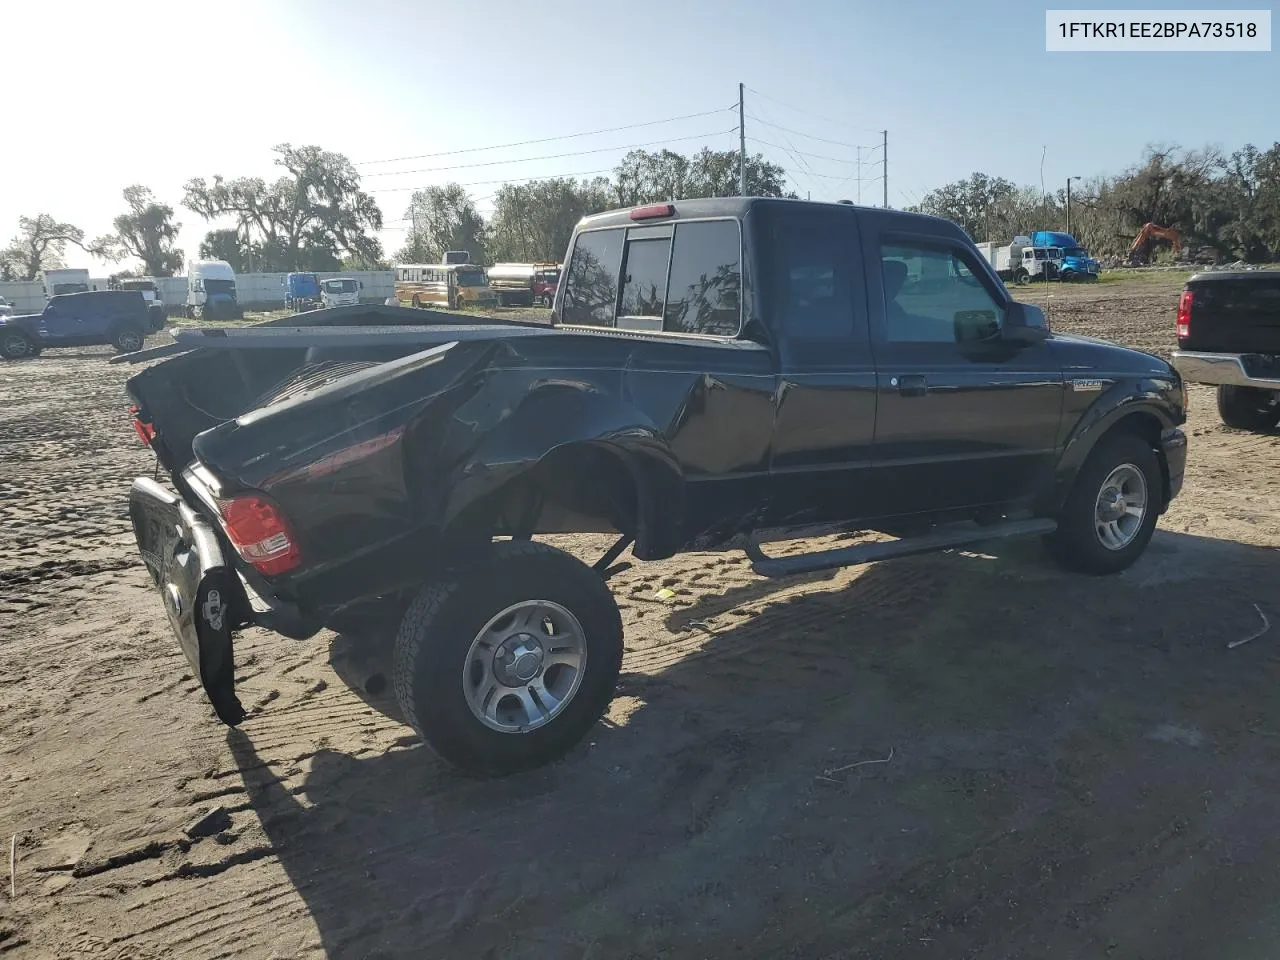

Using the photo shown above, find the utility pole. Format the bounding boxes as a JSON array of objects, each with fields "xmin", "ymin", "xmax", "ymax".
[
  {"xmin": 857, "ymin": 146, "xmax": 862, "ymax": 204},
  {"xmin": 1066, "ymin": 175, "xmax": 1080, "ymax": 234},
  {"xmin": 738, "ymin": 82, "xmax": 747, "ymax": 197},
  {"xmin": 881, "ymin": 130, "xmax": 888, "ymax": 208}
]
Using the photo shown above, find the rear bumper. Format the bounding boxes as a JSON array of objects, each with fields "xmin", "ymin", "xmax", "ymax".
[
  {"xmin": 1171, "ymin": 351, "xmax": 1280, "ymax": 389},
  {"xmin": 1161, "ymin": 426, "xmax": 1187, "ymax": 506},
  {"xmin": 129, "ymin": 476, "xmax": 322, "ymax": 724}
]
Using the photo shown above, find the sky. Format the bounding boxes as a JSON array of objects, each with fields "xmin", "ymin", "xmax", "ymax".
[{"xmin": 6, "ymin": 0, "xmax": 1275, "ymax": 273}]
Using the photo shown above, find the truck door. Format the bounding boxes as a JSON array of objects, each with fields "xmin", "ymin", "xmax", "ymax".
[
  {"xmin": 754, "ymin": 203, "xmax": 878, "ymax": 526},
  {"xmin": 862, "ymin": 217, "xmax": 1064, "ymax": 519}
]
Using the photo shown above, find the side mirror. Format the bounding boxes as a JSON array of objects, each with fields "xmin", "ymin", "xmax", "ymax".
[{"xmin": 1002, "ymin": 301, "xmax": 1050, "ymax": 344}]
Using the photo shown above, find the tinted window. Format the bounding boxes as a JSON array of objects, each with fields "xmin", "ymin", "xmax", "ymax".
[
  {"xmin": 663, "ymin": 220, "xmax": 742, "ymax": 336},
  {"xmin": 619, "ymin": 234, "xmax": 671, "ymax": 319},
  {"xmin": 562, "ymin": 228, "xmax": 624, "ymax": 326},
  {"xmin": 881, "ymin": 242, "xmax": 1004, "ymax": 343},
  {"xmin": 765, "ymin": 212, "xmax": 855, "ymax": 340}
]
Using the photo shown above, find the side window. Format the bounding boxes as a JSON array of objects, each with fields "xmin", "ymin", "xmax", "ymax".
[
  {"xmin": 561, "ymin": 228, "xmax": 624, "ymax": 327},
  {"xmin": 880, "ymin": 241, "xmax": 1005, "ymax": 344},
  {"xmin": 663, "ymin": 220, "xmax": 741, "ymax": 336},
  {"xmin": 618, "ymin": 227, "xmax": 672, "ymax": 325},
  {"xmin": 765, "ymin": 211, "xmax": 856, "ymax": 340}
]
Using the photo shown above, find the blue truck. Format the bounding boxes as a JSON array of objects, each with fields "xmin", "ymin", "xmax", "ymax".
[
  {"xmin": 1030, "ymin": 231, "xmax": 1100, "ymax": 281},
  {"xmin": 283, "ymin": 273, "xmax": 321, "ymax": 312}
]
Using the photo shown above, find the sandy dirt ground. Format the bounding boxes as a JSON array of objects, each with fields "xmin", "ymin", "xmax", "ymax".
[{"xmin": 4, "ymin": 276, "xmax": 1280, "ymax": 959}]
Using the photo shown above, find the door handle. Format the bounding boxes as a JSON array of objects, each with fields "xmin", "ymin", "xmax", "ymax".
[{"xmin": 893, "ymin": 374, "xmax": 928, "ymax": 398}]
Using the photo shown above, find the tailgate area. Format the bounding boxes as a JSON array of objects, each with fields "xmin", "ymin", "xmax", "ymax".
[{"xmin": 129, "ymin": 477, "xmax": 246, "ymax": 725}]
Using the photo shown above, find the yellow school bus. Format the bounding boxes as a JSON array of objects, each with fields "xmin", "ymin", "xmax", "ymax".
[{"xmin": 392, "ymin": 263, "xmax": 498, "ymax": 309}]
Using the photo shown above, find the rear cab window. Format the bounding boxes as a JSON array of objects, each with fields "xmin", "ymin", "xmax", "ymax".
[{"xmin": 559, "ymin": 218, "xmax": 743, "ymax": 336}]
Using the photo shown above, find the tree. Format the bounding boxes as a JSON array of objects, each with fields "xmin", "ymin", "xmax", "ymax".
[
  {"xmin": 93, "ymin": 185, "xmax": 184, "ymax": 276},
  {"xmin": 915, "ymin": 173, "xmax": 1022, "ymax": 241},
  {"xmin": 488, "ymin": 177, "xmax": 612, "ymax": 263},
  {"xmin": 610, "ymin": 148, "xmax": 790, "ymax": 206},
  {"xmin": 1, "ymin": 214, "xmax": 87, "ymax": 281},
  {"xmin": 397, "ymin": 184, "xmax": 488, "ymax": 264},
  {"xmin": 183, "ymin": 144, "xmax": 383, "ymax": 271},
  {"xmin": 198, "ymin": 229, "xmax": 256, "ymax": 273}
]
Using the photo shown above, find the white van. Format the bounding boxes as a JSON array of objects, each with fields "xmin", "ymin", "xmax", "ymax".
[{"xmin": 186, "ymin": 260, "xmax": 241, "ymax": 320}]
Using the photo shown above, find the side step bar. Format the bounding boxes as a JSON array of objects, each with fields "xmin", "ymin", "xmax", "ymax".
[{"xmin": 744, "ymin": 517, "xmax": 1058, "ymax": 579}]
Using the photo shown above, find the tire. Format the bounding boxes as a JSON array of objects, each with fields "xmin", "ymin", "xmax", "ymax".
[
  {"xmin": 392, "ymin": 540, "xmax": 623, "ymax": 776},
  {"xmin": 1216, "ymin": 385, "xmax": 1280, "ymax": 432},
  {"xmin": 412, "ymin": 295, "xmax": 422, "ymax": 309},
  {"xmin": 1060, "ymin": 269, "xmax": 1076, "ymax": 283},
  {"xmin": 1045, "ymin": 430, "xmax": 1161, "ymax": 576},
  {"xmin": 111, "ymin": 326, "xmax": 145, "ymax": 353},
  {"xmin": 0, "ymin": 330, "xmax": 37, "ymax": 360},
  {"xmin": 1014, "ymin": 269, "xmax": 1030, "ymax": 286}
]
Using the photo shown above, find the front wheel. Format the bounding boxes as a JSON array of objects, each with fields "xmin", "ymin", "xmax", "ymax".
[
  {"xmin": 392, "ymin": 541, "xmax": 623, "ymax": 776},
  {"xmin": 1044, "ymin": 431, "xmax": 1161, "ymax": 575},
  {"xmin": 1216, "ymin": 385, "xmax": 1280, "ymax": 432},
  {"xmin": 1014, "ymin": 269, "xmax": 1030, "ymax": 286}
]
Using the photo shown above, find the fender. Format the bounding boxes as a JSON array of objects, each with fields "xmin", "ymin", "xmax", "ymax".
[
  {"xmin": 442, "ymin": 384, "xmax": 686, "ymax": 560},
  {"xmin": 1047, "ymin": 377, "xmax": 1181, "ymax": 511}
]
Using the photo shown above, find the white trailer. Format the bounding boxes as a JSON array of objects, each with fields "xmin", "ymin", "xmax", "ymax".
[
  {"xmin": 976, "ymin": 236, "xmax": 1063, "ymax": 284},
  {"xmin": 42, "ymin": 268, "xmax": 91, "ymax": 297}
]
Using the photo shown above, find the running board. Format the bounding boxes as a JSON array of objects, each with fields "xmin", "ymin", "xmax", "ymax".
[{"xmin": 744, "ymin": 518, "xmax": 1058, "ymax": 579}]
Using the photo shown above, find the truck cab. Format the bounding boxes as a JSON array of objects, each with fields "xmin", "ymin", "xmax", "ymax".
[
  {"xmin": 319, "ymin": 277, "xmax": 362, "ymax": 309},
  {"xmin": 284, "ymin": 273, "xmax": 321, "ymax": 312},
  {"xmin": 186, "ymin": 260, "xmax": 242, "ymax": 321}
]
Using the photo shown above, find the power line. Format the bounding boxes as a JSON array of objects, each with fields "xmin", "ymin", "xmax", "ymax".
[
  {"xmin": 363, "ymin": 129, "xmax": 736, "ymax": 177},
  {"xmin": 745, "ymin": 115, "xmax": 873, "ymax": 151},
  {"xmin": 368, "ymin": 166, "xmax": 617, "ymax": 194},
  {"xmin": 749, "ymin": 137, "xmax": 863, "ymax": 166},
  {"xmin": 354, "ymin": 106, "xmax": 735, "ymax": 166},
  {"xmin": 745, "ymin": 86, "xmax": 883, "ymax": 135}
]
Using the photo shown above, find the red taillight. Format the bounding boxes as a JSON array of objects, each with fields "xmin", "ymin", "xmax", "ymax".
[
  {"xmin": 129, "ymin": 405, "xmax": 156, "ymax": 446},
  {"xmin": 215, "ymin": 494, "xmax": 300, "ymax": 576},
  {"xmin": 630, "ymin": 203, "xmax": 674, "ymax": 221},
  {"xmin": 1176, "ymin": 289, "xmax": 1194, "ymax": 339}
]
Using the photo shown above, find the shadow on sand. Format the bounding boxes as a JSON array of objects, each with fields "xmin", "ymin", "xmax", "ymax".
[{"xmin": 230, "ymin": 529, "xmax": 1280, "ymax": 959}]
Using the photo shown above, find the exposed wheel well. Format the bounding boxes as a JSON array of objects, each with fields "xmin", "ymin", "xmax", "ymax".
[{"xmin": 440, "ymin": 444, "xmax": 641, "ymax": 564}]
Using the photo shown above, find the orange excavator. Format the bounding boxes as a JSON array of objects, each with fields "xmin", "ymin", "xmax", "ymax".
[{"xmin": 1127, "ymin": 222, "xmax": 1183, "ymax": 264}]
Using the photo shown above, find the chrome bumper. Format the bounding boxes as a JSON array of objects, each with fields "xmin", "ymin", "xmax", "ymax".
[{"xmin": 1171, "ymin": 351, "xmax": 1280, "ymax": 389}]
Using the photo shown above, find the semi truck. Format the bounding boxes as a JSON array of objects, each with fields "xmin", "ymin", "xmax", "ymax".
[
  {"xmin": 976, "ymin": 233, "xmax": 1100, "ymax": 284},
  {"xmin": 283, "ymin": 273, "xmax": 321, "ymax": 312},
  {"xmin": 186, "ymin": 260, "xmax": 242, "ymax": 320}
]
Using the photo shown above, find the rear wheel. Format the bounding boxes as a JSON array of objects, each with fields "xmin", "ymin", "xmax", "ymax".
[
  {"xmin": 111, "ymin": 326, "xmax": 145, "ymax": 353},
  {"xmin": 392, "ymin": 540, "xmax": 623, "ymax": 776},
  {"xmin": 1014, "ymin": 268, "xmax": 1030, "ymax": 285},
  {"xmin": 0, "ymin": 330, "xmax": 37, "ymax": 360},
  {"xmin": 1216, "ymin": 385, "xmax": 1280, "ymax": 432},
  {"xmin": 411, "ymin": 295, "xmax": 422, "ymax": 309},
  {"xmin": 1045, "ymin": 431, "xmax": 1161, "ymax": 575}
]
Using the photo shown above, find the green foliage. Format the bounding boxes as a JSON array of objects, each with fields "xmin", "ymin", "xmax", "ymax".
[
  {"xmin": 93, "ymin": 186, "xmax": 184, "ymax": 276},
  {"xmin": 397, "ymin": 184, "xmax": 488, "ymax": 265},
  {"xmin": 488, "ymin": 177, "xmax": 613, "ymax": 264},
  {"xmin": 183, "ymin": 144, "xmax": 383, "ymax": 272},
  {"xmin": 917, "ymin": 143, "xmax": 1280, "ymax": 262}
]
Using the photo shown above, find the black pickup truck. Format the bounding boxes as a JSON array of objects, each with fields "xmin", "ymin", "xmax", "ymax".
[
  {"xmin": 1171, "ymin": 270, "xmax": 1280, "ymax": 431},
  {"xmin": 120, "ymin": 198, "xmax": 1187, "ymax": 775}
]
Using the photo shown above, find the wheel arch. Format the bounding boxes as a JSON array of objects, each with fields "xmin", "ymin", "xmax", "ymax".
[
  {"xmin": 437, "ymin": 387, "xmax": 685, "ymax": 565},
  {"xmin": 1052, "ymin": 402, "xmax": 1175, "ymax": 514}
]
